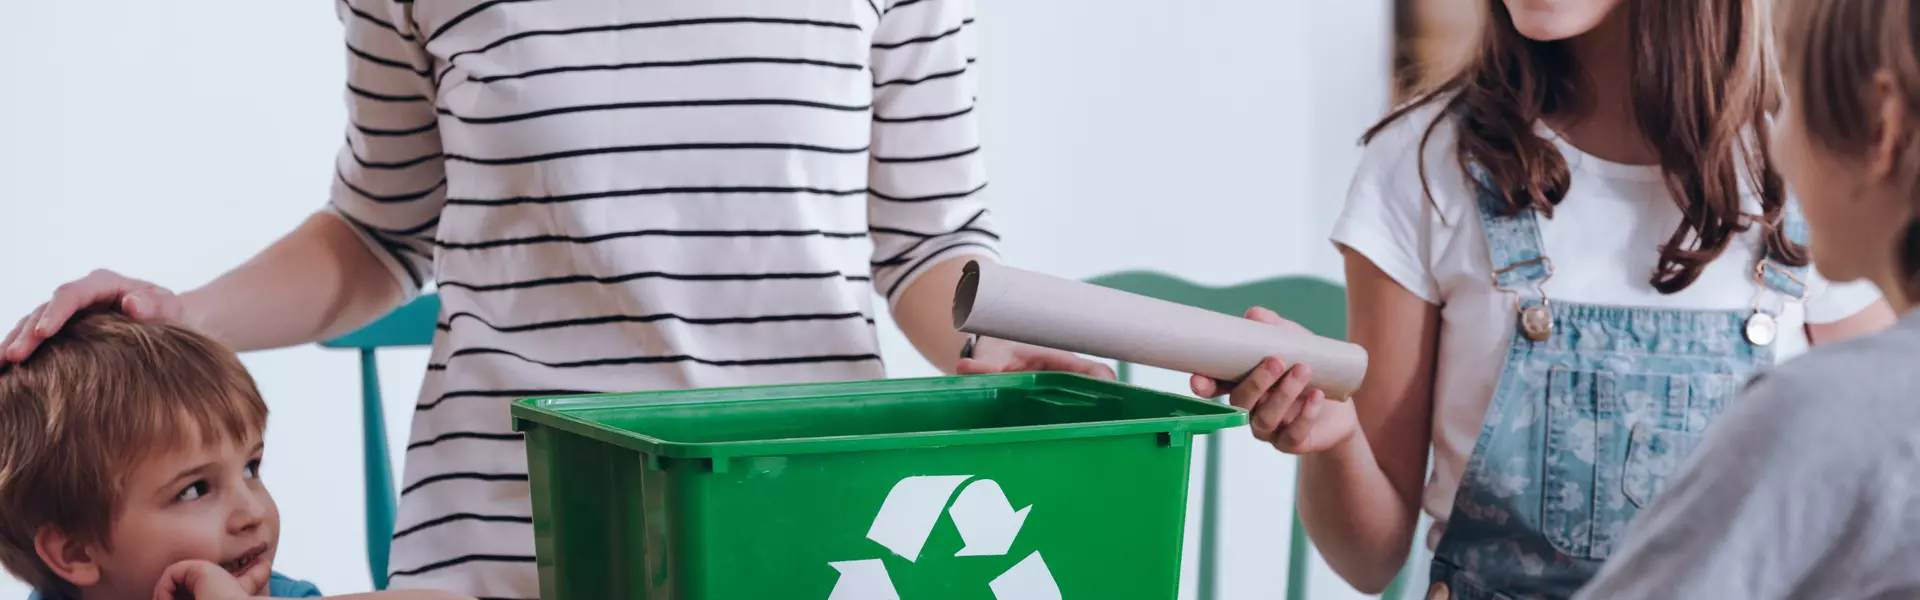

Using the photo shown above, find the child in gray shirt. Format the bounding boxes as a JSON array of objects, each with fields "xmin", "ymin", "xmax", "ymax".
[
  {"xmin": 1574, "ymin": 316, "xmax": 1920, "ymax": 598},
  {"xmin": 1575, "ymin": 0, "xmax": 1920, "ymax": 597}
]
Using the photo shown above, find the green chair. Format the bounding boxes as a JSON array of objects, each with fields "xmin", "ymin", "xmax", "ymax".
[
  {"xmin": 1084, "ymin": 272, "xmax": 1405, "ymax": 600},
  {"xmin": 317, "ymin": 293, "xmax": 443, "ymax": 590}
]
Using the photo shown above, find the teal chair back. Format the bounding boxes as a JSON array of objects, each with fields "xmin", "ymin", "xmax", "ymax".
[
  {"xmin": 1084, "ymin": 272, "xmax": 1403, "ymax": 600},
  {"xmin": 317, "ymin": 293, "xmax": 442, "ymax": 590}
]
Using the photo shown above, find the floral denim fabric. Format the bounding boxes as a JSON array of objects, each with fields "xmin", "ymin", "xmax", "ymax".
[{"xmin": 1427, "ymin": 165, "xmax": 1808, "ymax": 600}]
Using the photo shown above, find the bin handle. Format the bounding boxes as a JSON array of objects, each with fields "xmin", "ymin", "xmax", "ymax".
[{"xmin": 1158, "ymin": 427, "xmax": 1190, "ymax": 448}]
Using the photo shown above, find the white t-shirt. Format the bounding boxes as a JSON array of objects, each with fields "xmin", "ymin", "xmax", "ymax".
[{"xmin": 1328, "ymin": 100, "xmax": 1884, "ymax": 551}]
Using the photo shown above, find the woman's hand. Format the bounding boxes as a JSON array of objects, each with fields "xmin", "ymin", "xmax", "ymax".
[
  {"xmin": 1190, "ymin": 307, "xmax": 1360, "ymax": 454},
  {"xmin": 2, "ymin": 269, "xmax": 183, "ymax": 364},
  {"xmin": 956, "ymin": 337, "xmax": 1118, "ymax": 380},
  {"xmin": 152, "ymin": 559, "xmax": 261, "ymax": 600}
]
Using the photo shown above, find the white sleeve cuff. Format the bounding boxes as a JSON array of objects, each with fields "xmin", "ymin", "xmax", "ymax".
[
  {"xmin": 321, "ymin": 206, "xmax": 424, "ymax": 304},
  {"xmin": 1329, "ymin": 226, "xmax": 1441, "ymax": 304}
]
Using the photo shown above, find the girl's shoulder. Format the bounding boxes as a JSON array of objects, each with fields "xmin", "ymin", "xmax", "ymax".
[
  {"xmin": 1332, "ymin": 91, "xmax": 1477, "ymax": 304},
  {"xmin": 1347, "ymin": 90, "xmax": 1481, "ymax": 226},
  {"xmin": 1359, "ymin": 91, "xmax": 1464, "ymax": 170}
]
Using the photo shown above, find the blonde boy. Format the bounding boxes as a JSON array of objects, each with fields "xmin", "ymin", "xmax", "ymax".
[{"xmin": 0, "ymin": 309, "xmax": 462, "ymax": 600}]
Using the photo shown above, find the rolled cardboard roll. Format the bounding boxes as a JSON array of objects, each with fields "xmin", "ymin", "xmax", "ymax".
[{"xmin": 952, "ymin": 260, "xmax": 1369, "ymax": 400}]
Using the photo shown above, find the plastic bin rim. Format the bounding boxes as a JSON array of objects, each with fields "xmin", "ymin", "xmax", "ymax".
[{"xmin": 506, "ymin": 373, "xmax": 1249, "ymax": 460}]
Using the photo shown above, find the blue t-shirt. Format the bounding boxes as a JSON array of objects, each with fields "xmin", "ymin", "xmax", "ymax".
[
  {"xmin": 267, "ymin": 572, "xmax": 323, "ymax": 597},
  {"xmin": 28, "ymin": 572, "xmax": 320, "ymax": 599}
]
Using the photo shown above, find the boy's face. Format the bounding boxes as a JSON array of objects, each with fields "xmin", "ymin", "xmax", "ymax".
[
  {"xmin": 1770, "ymin": 81, "xmax": 1902, "ymax": 285},
  {"xmin": 88, "ymin": 430, "xmax": 279, "ymax": 599}
]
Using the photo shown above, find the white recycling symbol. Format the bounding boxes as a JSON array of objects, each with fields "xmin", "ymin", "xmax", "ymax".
[{"xmin": 827, "ymin": 475, "xmax": 1062, "ymax": 600}]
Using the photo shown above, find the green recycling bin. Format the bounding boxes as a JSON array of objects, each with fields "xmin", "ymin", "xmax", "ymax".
[{"xmin": 509, "ymin": 372, "xmax": 1247, "ymax": 600}]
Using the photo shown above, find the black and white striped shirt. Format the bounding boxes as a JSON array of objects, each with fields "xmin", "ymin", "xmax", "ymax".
[{"xmin": 327, "ymin": 1, "xmax": 995, "ymax": 597}]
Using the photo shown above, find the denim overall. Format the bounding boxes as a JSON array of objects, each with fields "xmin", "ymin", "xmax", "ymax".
[{"xmin": 1425, "ymin": 168, "xmax": 1810, "ymax": 600}]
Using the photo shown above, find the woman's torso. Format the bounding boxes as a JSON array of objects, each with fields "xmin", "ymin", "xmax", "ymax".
[{"xmin": 357, "ymin": 2, "xmax": 990, "ymax": 596}]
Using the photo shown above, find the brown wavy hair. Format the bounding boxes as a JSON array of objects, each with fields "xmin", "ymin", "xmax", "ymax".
[{"xmin": 1366, "ymin": 0, "xmax": 1806, "ymax": 293}]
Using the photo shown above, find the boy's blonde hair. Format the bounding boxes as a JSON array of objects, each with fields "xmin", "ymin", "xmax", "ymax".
[
  {"xmin": 1775, "ymin": 0, "xmax": 1920, "ymax": 294},
  {"xmin": 1776, "ymin": 0, "xmax": 1920, "ymax": 165},
  {"xmin": 0, "ymin": 308, "xmax": 267, "ymax": 598}
]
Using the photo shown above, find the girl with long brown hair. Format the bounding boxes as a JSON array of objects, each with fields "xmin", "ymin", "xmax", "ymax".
[
  {"xmin": 1577, "ymin": 0, "xmax": 1920, "ymax": 597},
  {"xmin": 1192, "ymin": 1, "xmax": 1895, "ymax": 598}
]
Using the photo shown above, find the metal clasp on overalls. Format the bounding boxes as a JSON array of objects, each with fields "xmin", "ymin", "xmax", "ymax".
[
  {"xmin": 1492, "ymin": 256, "xmax": 1556, "ymax": 342},
  {"xmin": 1746, "ymin": 259, "xmax": 1810, "ymax": 346}
]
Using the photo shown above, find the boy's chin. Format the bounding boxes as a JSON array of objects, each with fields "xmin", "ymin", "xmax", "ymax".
[{"xmin": 219, "ymin": 546, "xmax": 276, "ymax": 596}]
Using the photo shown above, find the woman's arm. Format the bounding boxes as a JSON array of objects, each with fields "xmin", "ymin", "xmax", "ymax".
[
  {"xmin": 179, "ymin": 212, "xmax": 408, "ymax": 351},
  {"xmin": 863, "ymin": 0, "xmax": 993, "ymax": 374},
  {"xmin": 0, "ymin": 213, "xmax": 404, "ymax": 361},
  {"xmin": 186, "ymin": 0, "xmax": 442, "ymax": 350},
  {"xmin": 863, "ymin": 1, "xmax": 1110, "ymax": 379},
  {"xmin": 2, "ymin": 0, "xmax": 442, "ymax": 361},
  {"xmin": 891, "ymin": 255, "xmax": 991, "ymax": 373},
  {"xmin": 893, "ymin": 255, "xmax": 1114, "ymax": 378},
  {"xmin": 1297, "ymin": 247, "xmax": 1441, "ymax": 593}
]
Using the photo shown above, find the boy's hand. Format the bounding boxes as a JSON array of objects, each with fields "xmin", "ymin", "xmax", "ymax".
[{"xmin": 153, "ymin": 559, "xmax": 260, "ymax": 600}]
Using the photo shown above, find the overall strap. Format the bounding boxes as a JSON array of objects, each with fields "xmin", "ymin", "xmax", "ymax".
[
  {"xmin": 1470, "ymin": 162, "xmax": 1553, "ymax": 296},
  {"xmin": 1757, "ymin": 199, "xmax": 1812, "ymax": 301}
]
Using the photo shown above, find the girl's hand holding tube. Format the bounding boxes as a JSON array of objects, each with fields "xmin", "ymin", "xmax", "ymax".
[{"xmin": 1190, "ymin": 307, "xmax": 1361, "ymax": 454}]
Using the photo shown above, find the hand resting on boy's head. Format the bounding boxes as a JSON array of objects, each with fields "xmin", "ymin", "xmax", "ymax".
[{"xmin": 0, "ymin": 269, "xmax": 181, "ymax": 365}]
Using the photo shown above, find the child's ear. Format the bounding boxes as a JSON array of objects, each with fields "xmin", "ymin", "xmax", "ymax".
[
  {"xmin": 33, "ymin": 525, "xmax": 101, "ymax": 589},
  {"xmin": 1869, "ymin": 70, "xmax": 1912, "ymax": 181}
]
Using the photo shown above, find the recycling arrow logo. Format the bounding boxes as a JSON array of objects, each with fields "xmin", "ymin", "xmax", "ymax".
[{"xmin": 827, "ymin": 475, "xmax": 1061, "ymax": 600}]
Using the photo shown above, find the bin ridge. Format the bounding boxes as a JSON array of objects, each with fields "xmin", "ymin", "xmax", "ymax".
[{"xmin": 832, "ymin": 474, "xmax": 1060, "ymax": 599}]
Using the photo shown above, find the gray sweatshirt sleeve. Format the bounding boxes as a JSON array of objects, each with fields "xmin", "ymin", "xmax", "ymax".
[{"xmin": 1572, "ymin": 369, "xmax": 1881, "ymax": 600}]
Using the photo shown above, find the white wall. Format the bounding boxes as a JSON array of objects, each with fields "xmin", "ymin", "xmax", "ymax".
[{"xmin": 0, "ymin": 1, "xmax": 1392, "ymax": 598}]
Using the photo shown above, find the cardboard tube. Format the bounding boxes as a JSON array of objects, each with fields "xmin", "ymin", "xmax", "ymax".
[{"xmin": 953, "ymin": 261, "xmax": 1369, "ymax": 400}]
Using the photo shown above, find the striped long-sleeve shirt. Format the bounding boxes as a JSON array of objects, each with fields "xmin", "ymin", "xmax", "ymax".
[{"xmin": 326, "ymin": 1, "xmax": 997, "ymax": 597}]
